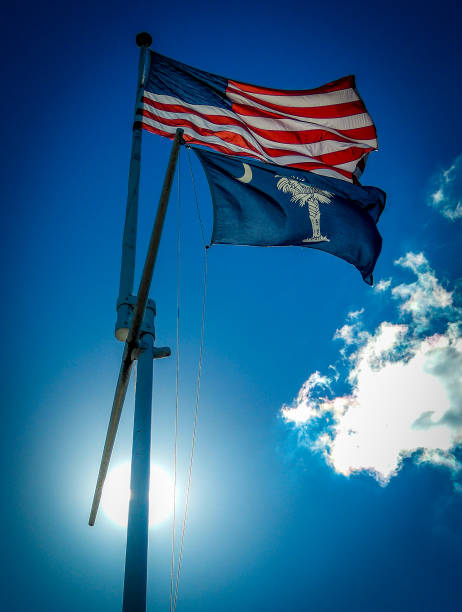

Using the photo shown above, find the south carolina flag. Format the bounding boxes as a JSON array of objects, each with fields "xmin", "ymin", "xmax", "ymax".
[{"xmin": 194, "ymin": 149, "xmax": 385, "ymax": 285}]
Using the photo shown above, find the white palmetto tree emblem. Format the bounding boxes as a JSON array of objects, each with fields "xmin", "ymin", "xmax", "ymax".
[{"xmin": 276, "ymin": 176, "xmax": 333, "ymax": 242}]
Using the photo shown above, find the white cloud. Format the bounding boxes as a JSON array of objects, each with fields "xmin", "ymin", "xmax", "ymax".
[
  {"xmin": 334, "ymin": 323, "xmax": 361, "ymax": 346},
  {"xmin": 395, "ymin": 251, "xmax": 428, "ymax": 272},
  {"xmin": 374, "ymin": 278, "xmax": 391, "ymax": 292},
  {"xmin": 282, "ymin": 253, "xmax": 462, "ymax": 485},
  {"xmin": 347, "ymin": 308, "xmax": 364, "ymax": 320},
  {"xmin": 431, "ymin": 188, "xmax": 444, "ymax": 205},
  {"xmin": 281, "ymin": 372, "xmax": 330, "ymax": 426},
  {"xmin": 392, "ymin": 252, "xmax": 452, "ymax": 329},
  {"xmin": 428, "ymin": 155, "xmax": 462, "ymax": 220}
]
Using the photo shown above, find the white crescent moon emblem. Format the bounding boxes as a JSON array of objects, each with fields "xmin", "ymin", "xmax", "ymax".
[{"xmin": 236, "ymin": 163, "xmax": 252, "ymax": 183}]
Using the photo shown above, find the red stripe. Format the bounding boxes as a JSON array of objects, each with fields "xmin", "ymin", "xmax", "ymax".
[
  {"xmin": 233, "ymin": 102, "xmax": 376, "ymax": 143},
  {"xmin": 228, "ymin": 75, "xmax": 356, "ymax": 96},
  {"xmin": 260, "ymin": 145, "xmax": 369, "ymax": 166},
  {"xmin": 339, "ymin": 125, "xmax": 377, "ymax": 142},
  {"xmin": 141, "ymin": 97, "xmax": 376, "ymax": 144},
  {"xmin": 138, "ymin": 109, "xmax": 364, "ymax": 168},
  {"xmin": 244, "ymin": 124, "xmax": 377, "ymax": 146},
  {"xmin": 140, "ymin": 96, "xmax": 243, "ymax": 127},
  {"xmin": 231, "ymin": 100, "xmax": 367, "ymax": 126},
  {"xmin": 138, "ymin": 109, "xmax": 366, "ymax": 171},
  {"xmin": 229, "ymin": 90, "xmax": 367, "ymax": 119},
  {"xmin": 136, "ymin": 122, "xmax": 267, "ymax": 160},
  {"xmin": 137, "ymin": 109, "xmax": 262, "ymax": 156},
  {"xmin": 135, "ymin": 122, "xmax": 176, "ymax": 140},
  {"xmin": 139, "ymin": 105, "xmax": 247, "ymax": 135},
  {"xmin": 311, "ymin": 147, "xmax": 372, "ymax": 166},
  {"xmin": 136, "ymin": 120, "xmax": 353, "ymax": 181}
]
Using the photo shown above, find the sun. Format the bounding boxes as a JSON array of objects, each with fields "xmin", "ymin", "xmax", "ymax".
[{"xmin": 101, "ymin": 462, "xmax": 175, "ymax": 527}]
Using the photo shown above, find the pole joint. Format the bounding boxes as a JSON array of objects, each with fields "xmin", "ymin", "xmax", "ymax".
[
  {"xmin": 118, "ymin": 297, "xmax": 170, "ymax": 360},
  {"xmin": 117, "ymin": 297, "xmax": 157, "ymax": 342}
]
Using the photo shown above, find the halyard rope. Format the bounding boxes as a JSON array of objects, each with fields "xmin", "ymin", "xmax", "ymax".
[
  {"xmin": 186, "ymin": 147, "xmax": 207, "ymax": 249},
  {"xmin": 169, "ymin": 150, "xmax": 181, "ymax": 612},
  {"xmin": 172, "ymin": 147, "xmax": 208, "ymax": 611}
]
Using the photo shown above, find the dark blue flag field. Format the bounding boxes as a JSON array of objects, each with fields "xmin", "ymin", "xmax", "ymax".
[{"xmin": 194, "ymin": 148, "xmax": 386, "ymax": 284}]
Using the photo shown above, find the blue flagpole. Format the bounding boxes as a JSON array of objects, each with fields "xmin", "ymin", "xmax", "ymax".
[
  {"xmin": 116, "ymin": 32, "xmax": 152, "ymax": 342},
  {"xmin": 89, "ymin": 33, "xmax": 154, "ymax": 529},
  {"xmin": 120, "ymin": 127, "xmax": 183, "ymax": 611},
  {"xmin": 87, "ymin": 28, "xmax": 184, "ymax": 612},
  {"xmin": 122, "ymin": 322, "xmax": 155, "ymax": 612}
]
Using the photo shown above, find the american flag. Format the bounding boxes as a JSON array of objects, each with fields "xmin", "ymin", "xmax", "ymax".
[{"xmin": 135, "ymin": 52, "xmax": 378, "ymax": 183}]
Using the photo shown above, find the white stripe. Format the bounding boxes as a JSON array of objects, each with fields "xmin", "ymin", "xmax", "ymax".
[
  {"xmin": 139, "ymin": 101, "xmax": 256, "ymax": 142},
  {"xmin": 142, "ymin": 91, "xmax": 236, "ymax": 119},
  {"xmin": 138, "ymin": 103, "xmax": 372, "ymax": 160},
  {"xmin": 138, "ymin": 103, "xmax": 377, "ymax": 155},
  {"xmin": 141, "ymin": 91, "xmax": 375, "ymax": 140},
  {"xmin": 265, "ymin": 154, "xmax": 358, "ymax": 172},
  {"xmin": 229, "ymin": 91, "xmax": 374, "ymax": 131},
  {"xmin": 238, "ymin": 111, "xmax": 375, "ymax": 138},
  {"xmin": 139, "ymin": 115, "xmax": 356, "ymax": 176},
  {"xmin": 229, "ymin": 112, "xmax": 375, "ymax": 144},
  {"xmin": 139, "ymin": 96, "xmax": 362, "ymax": 181},
  {"xmin": 243, "ymin": 128, "xmax": 370, "ymax": 159},
  {"xmin": 138, "ymin": 115, "xmax": 264, "ymax": 157},
  {"xmin": 305, "ymin": 167, "xmax": 353, "ymax": 180},
  {"xmin": 227, "ymin": 85, "xmax": 360, "ymax": 108}
]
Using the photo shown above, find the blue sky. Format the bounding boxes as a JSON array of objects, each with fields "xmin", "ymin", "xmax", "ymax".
[{"xmin": 2, "ymin": 1, "xmax": 462, "ymax": 610}]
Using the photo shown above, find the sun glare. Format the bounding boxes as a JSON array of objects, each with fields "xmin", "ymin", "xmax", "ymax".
[{"xmin": 101, "ymin": 462, "xmax": 175, "ymax": 527}]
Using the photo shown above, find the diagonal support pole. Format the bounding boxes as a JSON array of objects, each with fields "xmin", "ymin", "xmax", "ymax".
[
  {"xmin": 88, "ymin": 343, "xmax": 133, "ymax": 526},
  {"xmin": 89, "ymin": 127, "xmax": 184, "ymax": 527}
]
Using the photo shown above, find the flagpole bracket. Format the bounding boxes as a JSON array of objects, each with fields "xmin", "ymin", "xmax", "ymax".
[
  {"xmin": 153, "ymin": 346, "xmax": 171, "ymax": 359},
  {"xmin": 115, "ymin": 296, "xmax": 157, "ymax": 342},
  {"xmin": 131, "ymin": 343, "xmax": 170, "ymax": 361}
]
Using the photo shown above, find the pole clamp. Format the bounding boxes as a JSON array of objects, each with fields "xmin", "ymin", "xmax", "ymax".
[
  {"xmin": 115, "ymin": 296, "xmax": 157, "ymax": 342},
  {"xmin": 131, "ymin": 343, "xmax": 171, "ymax": 361}
]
